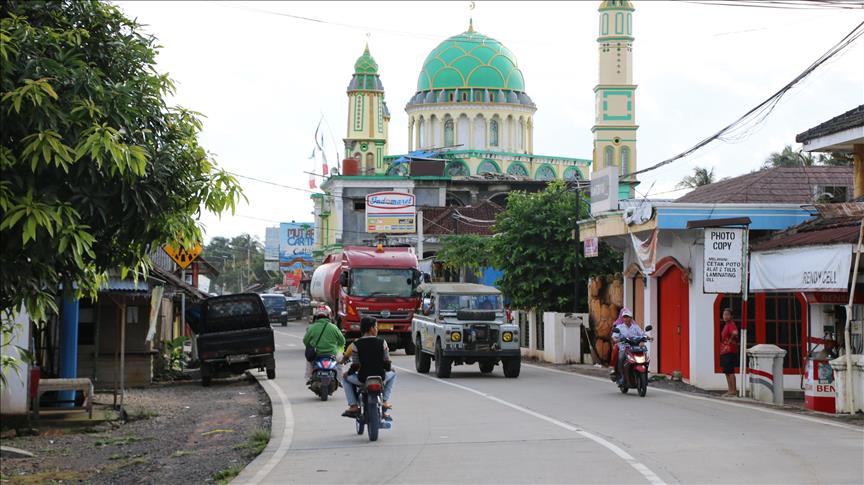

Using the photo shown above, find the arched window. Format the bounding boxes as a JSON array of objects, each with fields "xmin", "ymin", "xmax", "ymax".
[
  {"xmin": 604, "ymin": 146, "xmax": 614, "ymax": 168},
  {"xmin": 473, "ymin": 116, "xmax": 486, "ymax": 149},
  {"xmin": 477, "ymin": 160, "xmax": 500, "ymax": 174},
  {"xmin": 365, "ymin": 152, "xmax": 375, "ymax": 175},
  {"xmin": 444, "ymin": 119, "xmax": 454, "ymax": 147},
  {"xmin": 490, "ymin": 120, "xmax": 499, "ymax": 147},
  {"xmin": 620, "ymin": 147, "xmax": 630, "ymax": 175},
  {"xmin": 564, "ymin": 167, "xmax": 582, "ymax": 181},
  {"xmin": 507, "ymin": 163, "xmax": 528, "ymax": 177},
  {"xmin": 535, "ymin": 165, "xmax": 556, "ymax": 181},
  {"xmin": 445, "ymin": 160, "xmax": 469, "ymax": 177},
  {"xmin": 418, "ymin": 118, "xmax": 426, "ymax": 148}
]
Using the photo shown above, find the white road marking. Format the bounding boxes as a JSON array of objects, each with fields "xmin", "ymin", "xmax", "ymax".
[
  {"xmin": 394, "ymin": 365, "xmax": 666, "ymax": 485},
  {"xmin": 523, "ymin": 363, "xmax": 864, "ymax": 433},
  {"xmin": 236, "ymin": 378, "xmax": 295, "ymax": 485}
]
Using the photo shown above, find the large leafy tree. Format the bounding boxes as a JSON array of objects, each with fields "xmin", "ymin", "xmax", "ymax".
[
  {"xmin": 489, "ymin": 181, "xmax": 621, "ymax": 312},
  {"xmin": 204, "ymin": 235, "xmax": 281, "ymax": 294},
  {"xmin": 0, "ymin": 1, "xmax": 244, "ymax": 322},
  {"xmin": 761, "ymin": 144, "xmax": 853, "ymax": 169},
  {"xmin": 435, "ymin": 234, "xmax": 493, "ymax": 281}
]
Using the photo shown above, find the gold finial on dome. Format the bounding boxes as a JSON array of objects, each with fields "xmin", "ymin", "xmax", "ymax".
[
  {"xmin": 365, "ymin": 32, "xmax": 370, "ymax": 52},
  {"xmin": 468, "ymin": 1, "xmax": 475, "ymax": 32}
]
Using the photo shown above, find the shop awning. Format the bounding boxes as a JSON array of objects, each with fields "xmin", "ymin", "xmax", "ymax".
[{"xmin": 750, "ymin": 244, "xmax": 853, "ymax": 292}]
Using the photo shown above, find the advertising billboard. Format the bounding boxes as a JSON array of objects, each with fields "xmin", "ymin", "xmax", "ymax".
[
  {"xmin": 365, "ymin": 191, "xmax": 416, "ymax": 233},
  {"xmin": 279, "ymin": 222, "xmax": 315, "ymax": 288}
]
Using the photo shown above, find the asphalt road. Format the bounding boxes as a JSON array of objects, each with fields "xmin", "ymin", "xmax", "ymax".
[{"xmin": 240, "ymin": 321, "xmax": 864, "ymax": 485}]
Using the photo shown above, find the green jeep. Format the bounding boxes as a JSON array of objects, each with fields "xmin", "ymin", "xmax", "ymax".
[{"xmin": 411, "ymin": 283, "xmax": 521, "ymax": 378}]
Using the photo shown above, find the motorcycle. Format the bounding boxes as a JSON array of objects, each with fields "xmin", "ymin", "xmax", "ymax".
[
  {"xmin": 353, "ymin": 375, "xmax": 391, "ymax": 442},
  {"xmin": 612, "ymin": 325, "xmax": 653, "ymax": 397},
  {"xmin": 309, "ymin": 355, "xmax": 340, "ymax": 401}
]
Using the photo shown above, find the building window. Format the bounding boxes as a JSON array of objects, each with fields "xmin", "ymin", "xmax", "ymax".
[
  {"xmin": 444, "ymin": 119, "xmax": 454, "ymax": 147},
  {"xmin": 564, "ymin": 167, "xmax": 582, "ymax": 181},
  {"xmin": 448, "ymin": 92, "xmax": 454, "ymax": 102},
  {"xmin": 813, "ymin": 185, "xmax": 848, "ymax": 203},
  {"xmin": 490, "ymin": 120, "xmax": 499, "ymax": 147},
  {"xmin": 620, "ymin": 147, "xmax": 630, "ymax": 175},
  {"xmin": 535, "ymin": 165, "xmax": 556, "ymax": 181},
  {"xmin": 604, "ymin": 146, "xmax": 614, "ymax": 167},
  {"xmin": 353, "ymin": 200, "xmax": 366, "ymax": 211},
  {"xmin": 713, "ymin": 293, "xmax": 805, "ymax": 373},
  {"xmin": 446, "ymin": 161, "xmax": 469, "ymax": 177},
  {"xmin": 78, "ymin": 303, "xmax": 96, "ymax": 346},
  {"xmin": 507, "ymin": 163, "xmax": 528, "ymax": 177},
  {"xmin": 477, "ymin": 160, "xmax": 500, "ymax": 174}
]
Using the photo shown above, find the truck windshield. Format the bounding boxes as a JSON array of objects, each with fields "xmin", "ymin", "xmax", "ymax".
[
  {"xmin": 351, "ymin": 269, "xmax": 413, "ymax": 298},
  {"xmin": 438, "ymin": 294, "xmax": 502, "ymax": 311}
]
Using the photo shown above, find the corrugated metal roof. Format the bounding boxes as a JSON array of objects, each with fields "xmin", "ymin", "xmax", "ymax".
[{"xmin": 100, "ymin": 277, "xmax": 149, "ymax": 292}]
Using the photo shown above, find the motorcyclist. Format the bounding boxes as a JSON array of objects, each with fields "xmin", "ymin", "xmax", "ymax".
[
  {"xmin": 303, "ymin": 304, "xmax": 345, "ymax": 384},
  {"xmin": 610, "ymin": 308, "xmax": 647, "ymax": 383},
  {"xmin": 341, "ymin": 316, "xmax": 397, "ymax": 418}
]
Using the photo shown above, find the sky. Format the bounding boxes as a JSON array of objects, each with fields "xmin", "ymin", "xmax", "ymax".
[{"xmin": 113, "ymin": 1, "xmax": 864, "ymax": 243}]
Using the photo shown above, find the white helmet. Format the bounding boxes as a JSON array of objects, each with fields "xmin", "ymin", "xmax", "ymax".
[{"xmin": 313, "ymin": 304, "xmax": 332, "ymax": 320}]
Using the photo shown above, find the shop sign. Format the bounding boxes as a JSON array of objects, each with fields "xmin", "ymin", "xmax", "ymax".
[
  {"xmin": 703, "ymin": 228, "xmax": 745, "ymax": 294},
  {"xmin": 750, "ymin": 244, "xmax": 852, "ymax": 292},
  {"xmin": 366, "ymin": 191, "xmax": 416, "ymax": 234},
  {"xmin": 584, "ymin": 237, "xmax": 599, "ymax": 258}
]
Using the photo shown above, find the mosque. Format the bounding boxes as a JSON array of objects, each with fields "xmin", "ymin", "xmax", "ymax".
[{"xmin": 313, "ymin": 0, "xmax": 637, "ymax": 253}]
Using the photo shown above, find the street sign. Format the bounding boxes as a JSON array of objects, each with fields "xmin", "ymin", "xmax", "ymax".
[
  {"xmin": 590, "ymin": 166, "xmax": 619, "ymax": 216},
  {"xmin": 584, "ymin": 237, "xmax": 599, "ymax": 258},
  {"xmin": 703, "ymin": 228, "xmax": 745, "ymax": 293},
  {"xmin": 366, "ymin": 191, "xmax": 416, "ymax": 233},
  {"xmin": 163, "ymin": 243, "xmax": 202, "ymax": 269}
]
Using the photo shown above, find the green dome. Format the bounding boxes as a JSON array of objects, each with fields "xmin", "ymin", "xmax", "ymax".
[
  {"xmin": 354, "ymin": 45, "xmax": 378, "ymax": 74},
  {"xmin": 416, "ymin": 25, "xmax": 525, "ymax": 93}
]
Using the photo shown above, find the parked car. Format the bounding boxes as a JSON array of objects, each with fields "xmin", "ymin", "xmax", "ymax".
[
  {"xmin": 188, "ymin": 293, "xmax": 276, "ymax": 386},
  {"xmin": 412, "ymin": 283, "xmax": 521, "ymax": 378},
  {"xmin": 260, "ymin": 293, "xmax": 290, "ymax": 326},
  {"xmin": 284, "ymin": 297, "xmax": 304, "ymax": 321}
]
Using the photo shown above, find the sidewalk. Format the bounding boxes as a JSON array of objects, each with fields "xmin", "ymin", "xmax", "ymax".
[{"xmin": 525, "ymin": 357, "xmax": 864, "ymax": 427}]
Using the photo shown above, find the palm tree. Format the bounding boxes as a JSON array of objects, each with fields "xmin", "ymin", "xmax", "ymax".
[
  {"xmin": 677, "ymin": 166, "xmax": 716, "ymax": 189},
  {"xmin": 762, "ymin": 145, "xmax": 816, "ymax": 168}
]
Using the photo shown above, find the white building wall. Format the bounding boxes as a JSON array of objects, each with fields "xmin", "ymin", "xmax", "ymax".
[{"xmin": 1, "ymin": 308, "xmax": 31, "ymax": 416}]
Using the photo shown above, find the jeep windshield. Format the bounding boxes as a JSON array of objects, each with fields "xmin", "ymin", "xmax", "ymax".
[
  {"xmin": 261, "ymin": 295, "xmax": 286, "ymax": 313},
  {"xmin": 438, "ymin": 294, "xmax": 503, "ymax": 312},
  {"xmin": 350, "ymin": 268, "xmax": 413, "ymax": 298}
]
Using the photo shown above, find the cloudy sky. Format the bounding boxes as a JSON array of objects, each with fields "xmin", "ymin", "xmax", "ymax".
[{"xmin": 114, "ymin": 1, "xmax": 863, "ymax": 243}]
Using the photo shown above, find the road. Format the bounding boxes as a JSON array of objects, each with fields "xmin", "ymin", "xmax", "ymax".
[{"xmin": 240, "ymin": 321, "xmax": 864, "ymax": 484}]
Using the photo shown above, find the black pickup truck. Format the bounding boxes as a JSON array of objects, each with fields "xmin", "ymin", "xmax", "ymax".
[{"xmin": 188, "ymin": 293, "xmax": 276, "ymax": 386}]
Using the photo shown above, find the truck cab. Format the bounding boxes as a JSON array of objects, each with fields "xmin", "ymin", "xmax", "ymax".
[{"xmin": 412, "ymin": 283, "xmax": 521, "ymax": 378}]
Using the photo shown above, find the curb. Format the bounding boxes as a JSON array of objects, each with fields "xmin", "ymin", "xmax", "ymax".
[
  {"xmin": 232, "ymin": 372, "xmax": 294, "ymax": 485},
  {"xmin": 526, "ymin": 360, "xmax": 864, "ymax": 429}
]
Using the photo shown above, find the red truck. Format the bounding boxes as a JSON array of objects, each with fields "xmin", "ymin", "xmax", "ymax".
[{"xmin": 310, "ymin": 245, "xmax": 422, "ymax": 354}]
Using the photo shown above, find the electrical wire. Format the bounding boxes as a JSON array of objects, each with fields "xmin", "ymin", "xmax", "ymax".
[{"xmin": 622, "ymin": 19, "xmax": 864, "ymax": 179}]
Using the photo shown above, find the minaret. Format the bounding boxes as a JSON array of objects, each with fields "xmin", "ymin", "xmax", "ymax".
[
  {"xmin": 593, "ymin": 0, "xmax": 637, "ymax": 199},
  {"xmin": 345, "ymin": 43, "xmax": 390, "ymax": 175}
]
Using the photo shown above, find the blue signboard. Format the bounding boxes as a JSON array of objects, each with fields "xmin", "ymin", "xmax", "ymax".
[{"xmin": 279, "ymin": 222, "xmax": 315, "ymax": 286}]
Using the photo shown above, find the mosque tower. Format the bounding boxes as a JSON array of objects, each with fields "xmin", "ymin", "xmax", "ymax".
[
  {"xmin": 593, "ymin": 0, "xmax": 637, "ymax": 199},
  {"xmin": 345, "ymin": 43, "xmax": 390, "ymax": 175}
]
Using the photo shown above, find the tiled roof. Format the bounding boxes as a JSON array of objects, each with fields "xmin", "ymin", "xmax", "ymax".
[
  {"xmin": 422, "ymin": 200, "xmax": 503, "ymax": 236},
  {"xmin": 796, "ymin": 105, "xmax": 864, "ymax": 143},
  {"xmin": 675, "ymin": 166, "xmax": 852, "ymax": 204},
  {"xmin": 751, "ymin": 203, "xmax": 863, "ymax": 251}
]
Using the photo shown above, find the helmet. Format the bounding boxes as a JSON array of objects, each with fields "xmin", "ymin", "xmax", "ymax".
[
  {"xmin": 621, "ymin": 308, "xmax": 634, "ymax": 318},
  {"xmin": 313, "ymin": 304, "xmax": 332, "ymax": 320}
]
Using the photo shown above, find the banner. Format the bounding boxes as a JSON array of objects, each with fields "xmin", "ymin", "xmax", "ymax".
[
  {"xmin": 264, "ymin": 226, "xmax": 280, "ymax": 261},
  {"xmin": 584, "ymin": 237, "xmax": 599, "ymax": 258},
  {"xmin": 590, "ymin": 166, "xmax": 619, "ymax": 216},
  {"xmin": 279, "ymin": 222, "xmax": 315, "ymax": 287},
  {"xmin": 750, "ymin": 244, "xmax": 853, "ymax": 292},
  {"xmin": 366, "ymin": 191, "xmax": 416, "ymax": 233},
  {"xmin": 631, "ymin": 229, "xmax": 657, "ymax": 274},
  {"xmin": 703, "ymin": 228, "xmax": 745, "ymax": 294}
]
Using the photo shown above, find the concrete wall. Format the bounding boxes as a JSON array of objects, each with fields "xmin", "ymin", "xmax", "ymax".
[{"xmin": 1, "ymin": 308, "xmax": 31, "ymax": 416}]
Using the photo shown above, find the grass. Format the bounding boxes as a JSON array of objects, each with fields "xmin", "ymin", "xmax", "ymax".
[
  {"xmin": 108, "ymin": 453, "xmax": 126, "ymax": 461},
  {"xmin": 170, "ymin": 450, "xmax": 191, "ymax": 458},
  {"xmin": 212, "ymin": 464, "xmax": 244, "ymax": 485},
  {"xmin": 233, "ymin": 427, "xmax": 270, "ymax": 457},
  {"xmin": 127, "ymin": 407, "xmax": 160, "ymax": 421},
  {"xmin": 119, "ymin": 457, "xmax": 149, "ymax": 468},
  {"xmin": 94, "ymin": 435, "xmax": 142, "ymax": 447}
]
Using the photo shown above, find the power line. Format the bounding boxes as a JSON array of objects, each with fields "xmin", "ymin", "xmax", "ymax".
[
  {"xmin": 684, "ymin": 1, "xmax": 864, "ymax": 10},
  {"xmin": 623, "ymin": 19, "xmax": 864, "ymax": 179}
]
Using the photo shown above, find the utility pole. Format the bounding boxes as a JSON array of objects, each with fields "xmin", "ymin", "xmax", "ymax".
[{"xmin": 573, "ymin": 182, "xmax": 582, "ymax": 313}]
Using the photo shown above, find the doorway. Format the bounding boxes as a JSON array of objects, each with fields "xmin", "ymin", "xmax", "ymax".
[{"xmin": 658, "ymin": 264, "xmax": 690, "ymax": 379}]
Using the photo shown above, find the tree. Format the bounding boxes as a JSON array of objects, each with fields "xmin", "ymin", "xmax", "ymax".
[
  {"xmin": 489, "ymin": 181, "xmax": 621, "ymax": 312},
  {"xmin": 204, "ymin": 235, "xmax": 281, "ymax": 294},
  {"xmin": 1, "ymin": 2, "xmax": 244, "ymax": 322},
  {"xmin": 676, "ymin": 166, "xmax": 716, "ymax": 189},
  {"xmin": 435, "ymin": 234, "xmax": 493, "ymax": 281},
  {"xmin": 762, "ymin": 145, "xmax": 816, "ymax": 168}
]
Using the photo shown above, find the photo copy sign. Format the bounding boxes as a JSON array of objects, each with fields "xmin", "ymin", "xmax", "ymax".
[
  {"xmin": 703, "ymin": 228, "xmax": 745, "ymax": 294},
  {"xmin": 366, "ymin": 191, "xmax": 416, "ymax": 234}
]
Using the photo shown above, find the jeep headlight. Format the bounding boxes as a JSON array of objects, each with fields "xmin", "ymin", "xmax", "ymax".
[
  {"xmin": 502, "ymin": 331, "xmax": 513, "ymax": 343},
  {"xmin": 450, "ymin": 331, "xmax": 462, "ymax": 342}
]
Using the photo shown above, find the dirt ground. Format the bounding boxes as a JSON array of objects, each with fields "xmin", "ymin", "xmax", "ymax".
[{"xmin": 0, "ymin": 374, "xmax": 271, "ymax": 484}]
